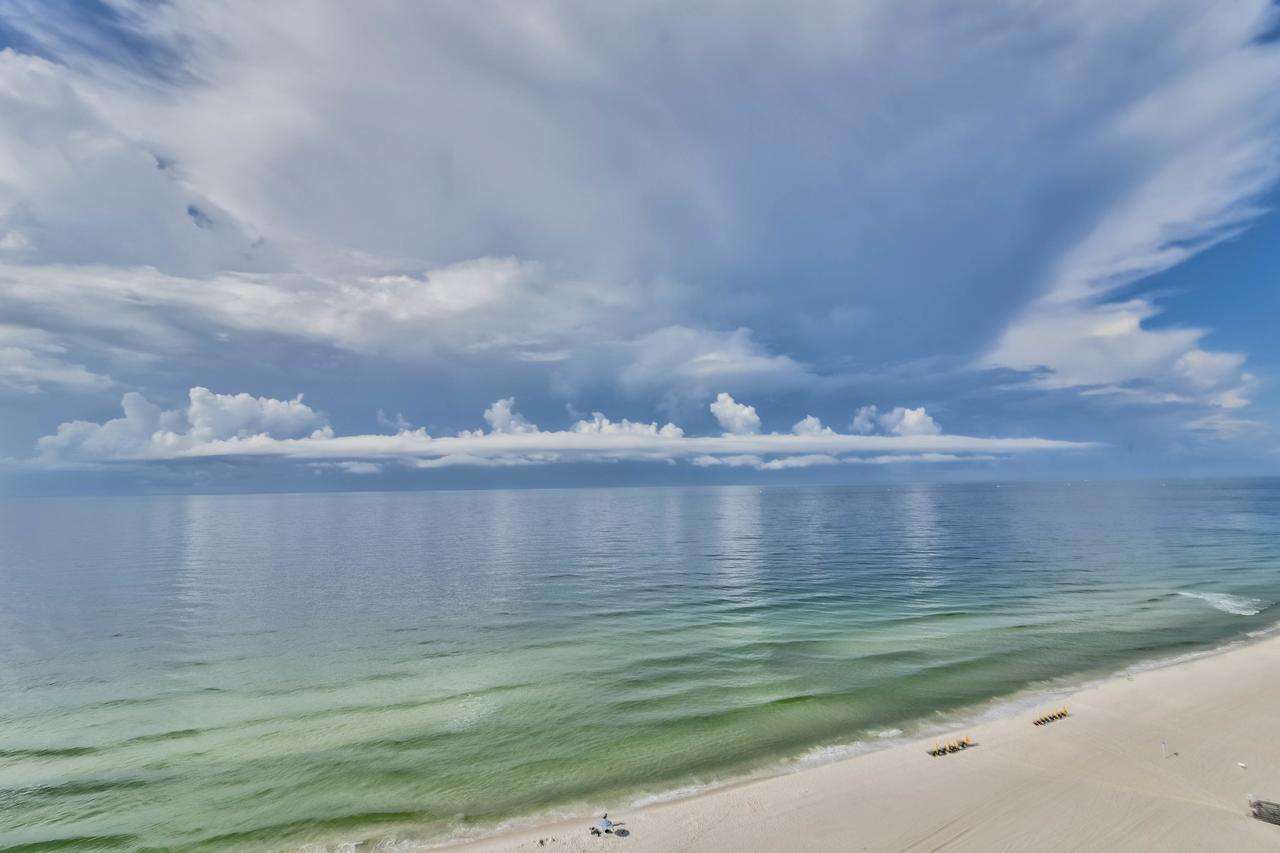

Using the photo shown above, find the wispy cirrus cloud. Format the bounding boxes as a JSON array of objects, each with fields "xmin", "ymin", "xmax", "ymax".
[
  {"xmin": 983, "ymin": 6, "xmax": 1280, "ymax": 425},
  {"xmin": 0, "ymin": 324, "xmax": 112, "ymax": 393}
]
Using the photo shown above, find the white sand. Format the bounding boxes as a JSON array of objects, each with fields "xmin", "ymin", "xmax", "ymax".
[{"xmin": 438, "ymin": 633, "xmax": 1280, "ymax": 852}]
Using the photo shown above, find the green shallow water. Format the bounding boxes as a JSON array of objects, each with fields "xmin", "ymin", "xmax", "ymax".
[{"xmin": 2, "ymin": 480, "xmax": 1279, "ymax": 850}]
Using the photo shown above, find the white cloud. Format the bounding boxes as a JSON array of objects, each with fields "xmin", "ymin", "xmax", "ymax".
[
  {"xmin": 0, "ymin": 258, "xmax": 650, "ymax": 365},
  {"xmin": 650, "ymin": 451, "xmax": 1000, "ymax": 468},
  {"xmin": 1175, "ymin": 349, "xmax": 1247, "ymax": 391},
  {"xmin": 31, "ymin": 388, "xmax": 1092, "ymax": 470},
  {"xmin": 878, "ymin": 406, "xmax": 942, "ymax": 436},
  {"xmin": 791, "ymin": 415, "xmax": 832, "ymax": 436},
  {"xmin": 0, "ymin": 324, "xmax": 112, "ymax": 393},
  {"xmin": 570, "ymin": 412, "xmax": 683, "ymax": 438},
  {"xmin": 0, "ymin": 51, "xmax": 274, "ymax": 275},
  {"xmin": 311, "ymin": 460, "xmax": 383, "ymax": 475},
  {"xmin": 0, "ymin": 260, "xmax": 819, "ymax": 413},
  {"xmin": 1172, "ymin": 350, "xmax": 1255, "ymax": 410},
  {"xmin": 988, "ymin": 297, "xmax": 1257, "ymax": 412},
  {"xmin": 850, "ymin": 405, "xmax": 879, "ymax": 435},
  {"xmin": 1037, "ymin": 40, "xmax": 1280, "ymax": 308},
  {"xmin": 710, "ymin": 392, "xmax": 762, "ymax": 435},
  {"xmin": 690, "ymin": 454, "xmax": 763, "ymax": 468},
  {"xmin": 377, "ymin": 409, "xmax": 412, "ymax": 432},
  {"xmin": 982, "ymin": 4, "xmax": 1280, "ymax": 421},
  {"xmin": 36, "ymin": 391, "xmax": 175, "ymax": 463},
  {"xmin": 692, "ymin": 453, "xmax": 843, "ymax": 470},
  {"xmin": 849, "ymin": 404, "xmax": 942, "ymax": 436},
  {"xmin": 617, "ymin": 326, "xmax": 814, "ymax": 400},
  {"xmin": 410, "ymin": 454, "xmax": 552, "ymax": 469},
  {"xmin": 483, "ymin": 397, "xmax": 538, "ymax": 434},
  {"xmin": 848, "ymin": 453, "xmax": 998, "ymax": 465},
  {"xmin": 185, "ymin": 387, "xmax": 323, "ymax": 442},
  {"xmin": 0, "ymin": 47, "xmax": 824, "ymax": 423},
  {"xmin": 1207, "ymin": 378, "xmax": 1255, "ymax": 411},
  {"xmin": 36, "ymin": 386, "xmax": 326, "ymax": 463},
  {"xmin": 0, "ymin": 45, "xmax": 806, "ymax": 400},
  {"xmin": 988, "ymin": 299, "xmax": 1199, "ymax": 390},
  {"xmin": 1184, "ymin": 412, "xmax": 1265, "ymax": 440},
  {"xmin": 338, "ymin": 461, "xmax": 382, "ymax": 475}
]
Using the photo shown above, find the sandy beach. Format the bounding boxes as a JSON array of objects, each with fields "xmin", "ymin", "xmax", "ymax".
[{"xmin": 443, "ymin": 633, "xmax": 1280, "ymax": 852}]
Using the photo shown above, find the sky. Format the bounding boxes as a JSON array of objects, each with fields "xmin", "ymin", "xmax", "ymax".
[{"xmin": 1, "ymin": 0, "xmax": 1279, "ymax": 495}]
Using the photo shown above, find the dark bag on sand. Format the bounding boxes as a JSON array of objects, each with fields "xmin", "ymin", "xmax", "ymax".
[{"xmin": 1249, "ymin": 797, "xmax": 1280, "ymax": 826}]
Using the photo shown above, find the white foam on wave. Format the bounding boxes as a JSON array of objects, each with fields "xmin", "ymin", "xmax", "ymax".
[
  {"xmin": 1177, "ymin": 591, "xmax": 1268, "ymax": 616},
  {"xmin": 631, "ymin": 781, "xmax": 719, "ymax": 807},
  {"xmin": 792, "ymin": 738, "xmax": 884, "ymax": 769},
  {"xmin": 299, "ymin": 841, "xmax": 422, "ymax": 853}
]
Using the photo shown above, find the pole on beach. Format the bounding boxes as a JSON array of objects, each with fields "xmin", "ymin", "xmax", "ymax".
[{"xmin": 1161, "ymin": 740, "xmax": 1167, "ymax": 760}]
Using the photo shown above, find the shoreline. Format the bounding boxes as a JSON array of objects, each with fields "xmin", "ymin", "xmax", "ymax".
[{"xmin": 422, "ymin": 628, "xmax": 1280, "ymax": 852}]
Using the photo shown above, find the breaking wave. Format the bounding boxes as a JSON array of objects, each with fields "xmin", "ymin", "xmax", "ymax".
[{"xmin": 1177, "ymin": 591, "xmax": 1268, "ymax": 616}]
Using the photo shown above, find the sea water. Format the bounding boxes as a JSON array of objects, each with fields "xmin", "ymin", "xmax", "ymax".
[{"xmin": 2, "ymin": 480, "xmax": 1278, "ymax": 850}]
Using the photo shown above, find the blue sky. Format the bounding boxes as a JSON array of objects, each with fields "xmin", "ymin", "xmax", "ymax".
[{"xmin": 1, "ymin": 0, "xmax": 1278, "ymax": 494}]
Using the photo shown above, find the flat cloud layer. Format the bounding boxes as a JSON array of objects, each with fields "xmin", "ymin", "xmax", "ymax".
[{"xmin": 33, "ymin": 388, "xmax": 1093, "ymax": 470}]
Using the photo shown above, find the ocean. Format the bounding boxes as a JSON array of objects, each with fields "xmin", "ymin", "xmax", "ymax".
[{"xmin": 2, "ymin": 480, "xmax": 1278, "ymax": 850}]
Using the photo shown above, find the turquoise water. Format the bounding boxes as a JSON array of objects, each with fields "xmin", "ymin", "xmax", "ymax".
[{"xmin": 2, "ymin": 480, "xmax": 1279, "ymax": 850}]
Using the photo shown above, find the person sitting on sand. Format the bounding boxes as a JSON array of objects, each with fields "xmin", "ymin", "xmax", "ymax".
[{"xmin": 590, "ymin": 814, "xmax": 613, "ymax": 836}]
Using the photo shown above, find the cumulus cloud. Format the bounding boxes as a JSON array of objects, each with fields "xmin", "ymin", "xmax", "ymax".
[
  {"xmin": 483, "ymin": 397, "xmax": 538, "ymax": 434},
  {"xmin": 36, "ymin": 386, "xmax": 327, "ymax": 463},
  {"xmin": 185, "ymin": 387, "xmax": 323, "ymax": 442},
  {"xmin": 850, "ymin": 406, "xmax": 879, "ymax": 436},
  {"xmin": 570, "ymin": 412, "xmax": 684, "ymax": 438},
  {"xmin": 881, "ymin": 407, "xmax": 942, "ymax": 436},
  {"xmin": 791, "ymin": 415, "xmax": 832, "ymax": 436},
  {"xmin": 710, "ymin": 392, "xmax": 762, "ymax": 435},
  {"xmin": 849, "ymin": 405, "xmax": 942, "ymax": 436},
  {"xmin": 31, "ymin": 388, "xmax": 1091, "ymax": 469}
]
